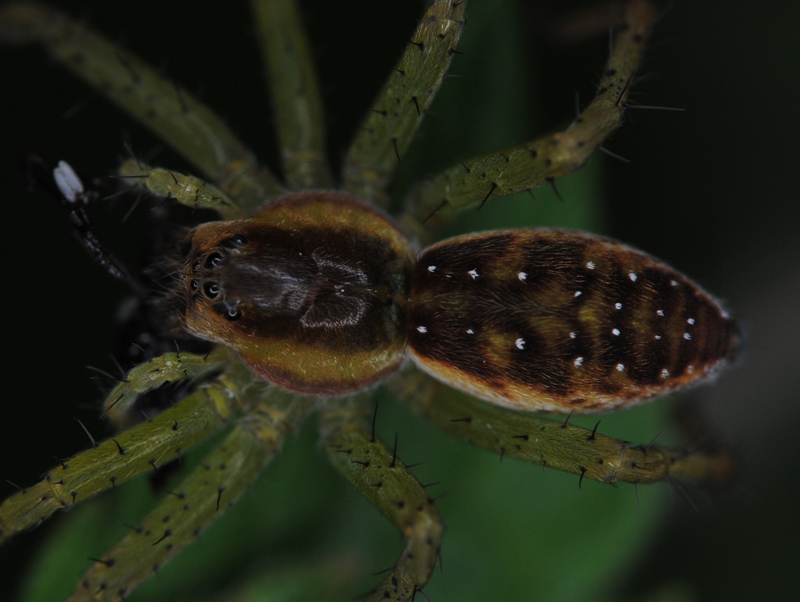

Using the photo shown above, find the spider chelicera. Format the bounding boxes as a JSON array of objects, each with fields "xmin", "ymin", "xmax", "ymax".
[{"xmin": 0, "ymin": 1, "xmax": 738, "ymax": 601}]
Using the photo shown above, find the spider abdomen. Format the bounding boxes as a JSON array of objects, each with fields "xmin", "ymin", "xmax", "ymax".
[
  {"xmin": 178, "ymin": 192, "xmax": 413, "ymax": 395},
  {"xmin": 406, "ymin": 230, "xmax": 740, "ymax": 414}
]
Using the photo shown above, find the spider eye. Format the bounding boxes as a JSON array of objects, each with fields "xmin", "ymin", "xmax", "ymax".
[
  {"xmin": 221, "ymin": 234, "xmax": 247, "ymax": 248},
  {"xmin": 190, "ymin": 279, "xmax": 199, "ymax": 290},
  {"xmin": 203, "ymin": 282, "xmax": 220, "ymax": 299},
  {"xmin": 212, "ymin": 302, "xmax": 241, "ymax": 321},
  {"xmin": 205, "ymin": 252, "xmax": 223, "ymax": 269}
]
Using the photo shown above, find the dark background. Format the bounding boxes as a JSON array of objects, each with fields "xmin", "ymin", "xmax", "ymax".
[{"xmin": 1, "ymin": 1, "xmax": 798, "ymax": 600}]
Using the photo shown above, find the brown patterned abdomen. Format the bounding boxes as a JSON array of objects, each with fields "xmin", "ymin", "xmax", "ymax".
[{"xmin": 406, "ymin": 230, "xmax": 740, "ymax": 414}]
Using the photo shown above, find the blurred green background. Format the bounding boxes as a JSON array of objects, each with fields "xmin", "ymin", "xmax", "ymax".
[{"xmin": 1, "ymin": 1, "xmax": 797, "ymax": 600}]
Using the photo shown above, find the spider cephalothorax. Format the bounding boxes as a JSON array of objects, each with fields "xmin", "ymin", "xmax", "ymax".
[
  {"xmin": 0, "ymin": 2, "xmax": 738, "ymax": 601},
  {"xmin": 178, "ymin": 191, "xmax": 412, "ymax": 394}
]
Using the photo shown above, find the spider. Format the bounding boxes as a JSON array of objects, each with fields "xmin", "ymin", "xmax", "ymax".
[{"xmin": 0, "ymin": 1, "xmax": 739, "ymax": 601}]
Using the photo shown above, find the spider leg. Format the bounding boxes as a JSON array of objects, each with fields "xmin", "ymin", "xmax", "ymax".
[
  {"xmin": 101, "ymin": 347, "xmax": 231, "ymax": 428},
  {"xmin": 117, "ymin": 159, "xmax": 242, "ymax": 220},
  {"xmin": 405, "ymin": 0, "xmax": 655, "ymax": 226},
  {"xmin": 251, "ymin": 0, "xmax": 333, "ymax": 190},
  {"xmin": 0, "ymin": 4, "xmax": 282, "ymax": 214},
  {"xmin": 399, "ymin": 374, "xmax": 736, "ymax": 488},
  {"xmin": 66, "ymin": 387, "xmax": 315, "ymax": 602},
  {"xmin": 343, "ymin": 0, "xmax": 466, "ymax": 207},
  {"xmin": 0, "ymin": 349, "xmax": 245, "ymax": 545},
  {"xmin": 321, "ymin": 394, "xmax": 444, "ymax": 602}
]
